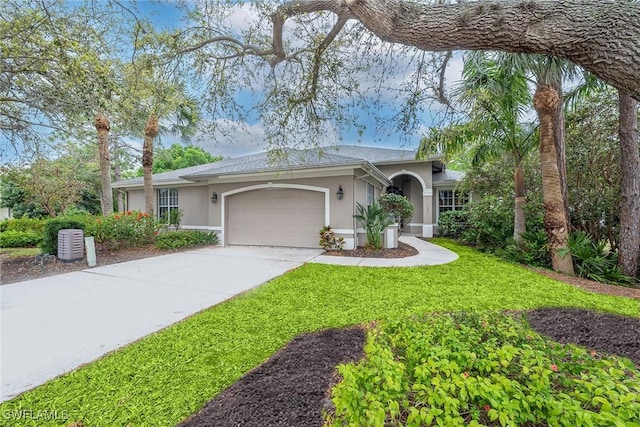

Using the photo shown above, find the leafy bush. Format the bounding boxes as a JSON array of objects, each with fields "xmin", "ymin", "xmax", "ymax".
[
  {"xmin": 460, "ymin": 196, "xmax": 514, "ymax": 250},
  {"xmin": 85, "ymin": 211, "xmax": 158, "ymax": 249},
  {"xmin": 563, "ymin": 231, "xmax": 633, "ymax": 284},
  {"xmin": 319, "ymin": 225, "xmax": 345, "ymax": 250},
  {"xmin": 354, "ymin": 200, "xmax": 393, "ymax": 250},
  {"xmin": 379, "ymin": 193, "xmax": 415, "ymax": 227},
  {"xmin": 41, "ymin": 218, "xmax": 86, "ymax": 255},
  {"xmin": 498, "ymin": 230, "xmax": 551, "ymax": 268},
  {"xmin": 155, "ymin": 230, "xmax": 218, "ymax": 249},
  {"xmin": 0, "ymin": 218, "xmax": 46, "ymax": 233},
  {"xmin": 0, "ymin": 230, "xmax": 42, "ymax": 247},
  {"xmin": 437, "ymin": 210, "xmax": 469, "ymax": 238},
  {"xmin": 326, "ymin": 311, "xmax": 640, "ymax": 427}
]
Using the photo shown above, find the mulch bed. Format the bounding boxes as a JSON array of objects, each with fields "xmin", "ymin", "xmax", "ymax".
[
  {"xmin": 178, "ymin": 327, "xmax": 366, "ymax": 427},
  {"xmin": 179, "ymin": 308, "xmax": 639, "ymax": 427},
  {"xmin": 529, "ymin": 267, "xmax": 640, "ymax": 301},
  {"xmin": 324, "ymin": 241, "xmax": 418, "ymax": 258},
  {"xmin": 0, "ymin": 245, "xmax": 205, "ymax": 285}
]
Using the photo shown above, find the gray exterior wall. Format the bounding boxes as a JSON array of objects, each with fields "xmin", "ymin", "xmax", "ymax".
[{"xmin": 126, "ymin": 186, "xmax": 209, "ymax": 226}]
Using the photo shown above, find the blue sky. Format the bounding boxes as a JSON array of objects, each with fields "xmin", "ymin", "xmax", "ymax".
[
  {"xmin": 0, "ymin": 1, "xmax": 461, "ymax": 162},
  {"xmin": 132, "ymin": 1, "xmax": 463, "ymax": 158}
]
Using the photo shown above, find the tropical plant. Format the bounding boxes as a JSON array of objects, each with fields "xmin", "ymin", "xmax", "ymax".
[
  {"xmin": 353, "ymin": 200, "xmax": 393, "ymax": 250},
  {"xmin": 418, "ymin": 52, "xmax": 537, "ymax": 242},
  {"xmin": 378, "ymin": 193, "xmax": 415, "ymax": 229},
  {"xmin": 497, "ymin": 230, "xmax": 551, "ymax": 268},
  {"xmin": 561, "ymin": 232, "xmax": 634, "ymax": 284},
  {"xmin": 318, "ymin": 225, "xmax": 345, "ymax": 250}
]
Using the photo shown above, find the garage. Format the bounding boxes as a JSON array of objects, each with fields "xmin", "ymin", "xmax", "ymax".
[{"xmin": 226, "ymin": 188, "xmax": 325, "ymax": 248}]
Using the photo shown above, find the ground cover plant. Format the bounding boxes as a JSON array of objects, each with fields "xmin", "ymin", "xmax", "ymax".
[
  {"xmin": 0, "ymin": 240, "xmax": 638, "ymax": 426},
  {"xmin": 326, "ymin": 311, "xmax": 640, "ymax": 426}
]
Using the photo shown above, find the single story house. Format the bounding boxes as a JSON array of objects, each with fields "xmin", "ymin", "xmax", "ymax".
[{"xmin": 112, "ymin": 145, "xmax": 465, "ymax": 249}]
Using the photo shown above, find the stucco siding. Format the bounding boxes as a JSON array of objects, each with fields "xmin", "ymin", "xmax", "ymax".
[
  {"xmin": 126, "ymin": 190, "xmax": 146, "ymax": 212},
  {"xmin": 178, "ymin": 186, "xmax": 209, "ymax": 225}
]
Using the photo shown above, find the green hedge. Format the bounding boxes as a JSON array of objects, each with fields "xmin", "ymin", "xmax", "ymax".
[
  {"xmin": 0, "ymin": 218, "xmax": 47, "ymax": 233},
  {"xmin": 0, "ymin": 230, "xmax": 43, "ymax": 248},
  {"xmin": 327, "ymin": 311, "xmax": 640, "ymax": 426},
  {"xmin": 40, "ymin": 218, "xmax": 86, "ymax": 255},
  {"xmin": 155, "ymin": 230, "xmax": 219, "ymax": 249}
]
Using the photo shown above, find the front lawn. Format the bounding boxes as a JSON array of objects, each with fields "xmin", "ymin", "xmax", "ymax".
[{"xmin": 1, "ymin": 240, "xmax": 638, "ymax": 426}]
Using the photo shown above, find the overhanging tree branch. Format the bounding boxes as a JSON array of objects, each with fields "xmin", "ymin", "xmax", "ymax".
[{"xmin": 272, "ymin": 0, "xmax": 640, "ymax": 100}]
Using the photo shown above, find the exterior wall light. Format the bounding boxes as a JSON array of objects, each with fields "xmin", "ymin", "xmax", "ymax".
[
  {"xmin": 211, "ymin": 192, "xmax": 218, "ymax": 203},
  {"xmin": 336, "ymin": 185, "xmax": 344, "ymax": 200}
]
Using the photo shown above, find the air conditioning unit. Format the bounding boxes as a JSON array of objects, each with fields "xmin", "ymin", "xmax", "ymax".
[{"xmin": 58, "ymin": 229, "xmax": 84, "ymax": 262}]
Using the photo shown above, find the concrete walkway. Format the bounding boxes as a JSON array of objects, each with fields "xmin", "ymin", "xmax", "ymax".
[
  {"xmin": 0, "ymin": 238, "xmax": 456, "ymax": 403},
  {"xmin": 309, "ymin": 236, "xmax": 458, "ymax": 267},
  {"xmin": 0, "ymin": 246, "xmax": 322, "ymax": 402}
]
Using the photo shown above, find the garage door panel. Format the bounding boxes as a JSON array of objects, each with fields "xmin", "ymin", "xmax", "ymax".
[{"xmin": 227, "ymin": 188, "xmax": 324, "ymax": 248}]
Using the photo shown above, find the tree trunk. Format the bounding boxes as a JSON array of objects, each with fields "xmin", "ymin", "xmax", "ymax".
[
  {"xmin": 533, "ymin": 84, "xmax": 574, "ymax": 275},
  {"xmin": 552, "ymin": 79, "xmax": 570, "ymax": 228},
  {"xmin": 275, "ymin": 1, "xmax": 640, "ymax": 100},
  {"xmin": 112, "ymin": 134, "xmax": 125, "ymax": 212},
  {"xmin": 143, "ymin": 116, "xmax": 158, "ymax": 216},
  {"xmin": 95, "ymin": 113, "xmax": 113, "ymax": 216},
  {"xmin": 513, "ymin": 161, "xmax": 526, "ymax": 242},
  {"xmin": 617, "ymin": 91, "xmax": 640, "ymax": 278}
]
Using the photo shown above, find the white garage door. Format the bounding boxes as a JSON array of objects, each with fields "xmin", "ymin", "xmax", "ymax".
[{"xmin": 226, "ymin": 188, "xmax": 325, "ymax": 248}]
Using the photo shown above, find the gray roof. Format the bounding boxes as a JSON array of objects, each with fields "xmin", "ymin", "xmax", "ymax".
[
  {"xmin": 432, "ymin": 169, "xmax": 465, "ymax": 184},
  {"xmin": 113, "ymin": 145, "xmax": 430, "ymax": 187}
]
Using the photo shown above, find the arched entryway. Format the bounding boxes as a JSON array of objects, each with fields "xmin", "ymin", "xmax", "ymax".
[{"xmin": 386, "ymin": 171, "xmax": 432, "ymax": 237}]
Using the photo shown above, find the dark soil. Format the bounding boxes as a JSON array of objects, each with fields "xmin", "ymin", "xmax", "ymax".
[
  {"xmin": 527, "ymin": 308, "xmax": 640, "ymax": 365},
  {"xmin": 324, "ymin": 241, "xmax": 418, "ymax": 258},
  {"xmin": 178, "ymin": 327, "xmax": 366, "ymax": 427},
  {"xmin": 180, "ymin": 308, "xmax": 639, "ymax": 427},
  {"xmin": 0, "ymin": 244, "xmax": 206, "ymax": 285}
]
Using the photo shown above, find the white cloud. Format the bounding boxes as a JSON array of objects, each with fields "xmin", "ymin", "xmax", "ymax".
[{"xmin": 193, "ymin": 119, "xmax": 267, "ymax": 158}]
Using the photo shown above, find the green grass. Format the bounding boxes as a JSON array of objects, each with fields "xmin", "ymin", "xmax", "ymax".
[
  {"xmin": 1, "ymin": 240, "xmax": 638, "ymax": 426},
  {"xmin": 0, "ymin": 247, "xmax": 41, "ymax": 257}
]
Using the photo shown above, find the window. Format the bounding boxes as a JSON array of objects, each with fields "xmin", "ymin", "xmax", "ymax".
[
  {"xmin": 366, "ymin": 183, "xmax": 375, "ymax": 206},
  {"xmin": 157, "ymin": 188, "xmax": 178, "ymax": 222},
  {"xmin": 438, "ymin": 189, "xmax": 469, "ymax": 216}
]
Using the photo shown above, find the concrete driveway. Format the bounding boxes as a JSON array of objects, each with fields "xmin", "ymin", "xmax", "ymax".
[{"xmin": 0, "ymin": 245, "xmax": 322, "ymax": 402}]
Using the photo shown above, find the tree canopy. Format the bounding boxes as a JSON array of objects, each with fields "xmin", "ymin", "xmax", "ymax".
[{"xmin": 136, "ymin": 144, "xmax": 222, "ymax": 175}]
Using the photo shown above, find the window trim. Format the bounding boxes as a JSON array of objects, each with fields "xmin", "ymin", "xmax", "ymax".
[
  {"xmin": 157, "ymin": 188, "xmax": 179, "ymax": 223},
  {"xmin": 437, "ymin": 189, "xmax": 469, "ymax": 222},
  {"xmin": 366, "ymin": 183, "xmax": 375, "ymax": 206}
]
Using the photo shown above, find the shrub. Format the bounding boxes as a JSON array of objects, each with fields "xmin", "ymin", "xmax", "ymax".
[
  {"xmin": 326, "ymin": 311, "xmax": 640, "ymax": 427},
  {"xmin": 319, "ymin": 226, "xmax": 345, "ymax": 250},
  {"xmin": 379, "ymin": 193, "xmax": 415, "ymax": 228},
  {"xmin": 498, "ymin": 230, "xmax": 551, "ymax": 268},
  {"xmin": 0, "ymin": 230, "xmax": 42, "ymax": 247},
  {"xmin": 0, "ymin": 218, "xmax": 46, "ymax": 233},
  {"xmin": 41, "ymin": 218, "xmax": 86, "ymax": 255},
  {"xmin": 85, "ymin": 211, "xmax": 158, "ymax": 249},
  {"xmin": 437, "ymin": 210, "xmax": 469, "ymax": 238},
  {"xmin": 563, "ymin": 231, "xmax": 633, "ymax": 284},
  {"xmin": 354, "ymin": 200, "xmax": 393, "ymax": 250},
  {"xmin": 155, "ymin": 230, "xmax": 218, "ymax": 249},
  {"xmin": 461, "ymin": 196, "xmax": 513, "ymax": 250}
]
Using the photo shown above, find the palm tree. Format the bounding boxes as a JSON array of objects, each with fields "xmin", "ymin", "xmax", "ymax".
[
  {"xmin": 499, "ymin": 54, "xmax": 578, "ymax": 275},
  {"xmin": 95, "ymin": 113, "xmax": 113, "ymax": 215},
  {"xmin": 419, "ymin": 53, "xmax": 537, "ymax": 242},
  {"xmin": 123, "ymin": 61, "xmax": 199, "ymax": 216}
]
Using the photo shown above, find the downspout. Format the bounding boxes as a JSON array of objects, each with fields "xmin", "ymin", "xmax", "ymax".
[{"xmin": 353, "ymin": 165, "xmax": 375, "ymax": 248}]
